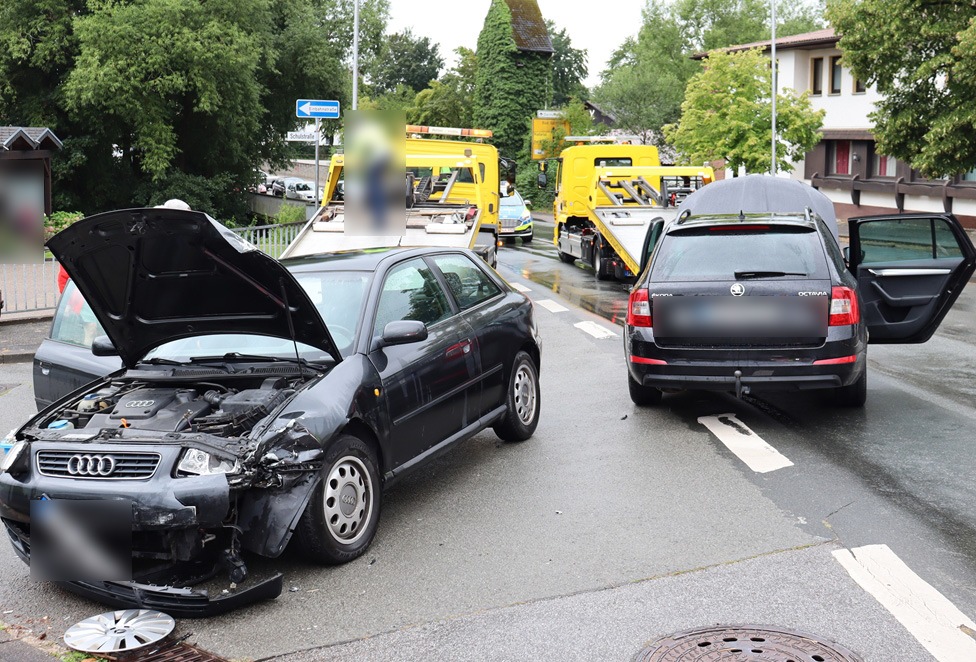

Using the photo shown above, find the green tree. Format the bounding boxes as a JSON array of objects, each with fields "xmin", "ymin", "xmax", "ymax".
[
  {"xmin": 595, "ymin": 0, "xmax": 822, "ymax": 149},
  {"xmin": 827, "ymin": 0, "xmax": 976, "ymax": 177},
  {"xmin": 546, "ymin": 20, "xmax": 587, "ymax": 106},
  {"xmin": 367, "ymin": 28, "xmax": 444, "ymax": 94},
  {"xmin": 409, "ymin": 47, "xmax": 477, "ymax": 127},
  {"xmin": 474, "ymin": 0, "xmax": 551, "ymax": 159},
  {"xmin": 664, "ymin": 48, "xmax": 824, "ymax": 173},
  {"xmin": 0, "ymin": 0, "xmax": 387, "ymax": 219}
]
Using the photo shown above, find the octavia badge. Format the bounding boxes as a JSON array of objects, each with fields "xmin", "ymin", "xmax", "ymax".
[{"xmin": 730, "ymin": 283, "xmax": 745, "ymax": 296}]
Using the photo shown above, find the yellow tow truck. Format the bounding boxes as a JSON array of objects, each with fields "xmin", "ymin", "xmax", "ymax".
[{"xmin": 545, "ymin": 138, "xmax": 714, "ymax": 280}]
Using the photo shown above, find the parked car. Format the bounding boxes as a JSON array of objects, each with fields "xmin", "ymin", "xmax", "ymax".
[
  {"xmin": 625, "ymin": 176, "xmax": 976, "ymax": 407},
  {"xmin": 499, "ymin": 190, "xmax": 533, "ymax": 243},
  {"xmin": 286, "ymin": 180, "xmax": 322, "ymax": 203},
  {"xmin": 272, "ymin": 177, "xmax": 301, "ymax": 198},
  {"xmin": 1, "ymin": 208, "xmax": 542, "ymax": 616}
]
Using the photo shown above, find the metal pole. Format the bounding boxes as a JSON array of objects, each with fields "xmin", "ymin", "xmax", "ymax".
[
  {"xmin": 352, "ymin": 0, "xmax": 359, "ymax": 111},
  {"xmin": 770, "ymin": 0, "xmax": 777, "ymax": 175},
  {"xmin": 314, "ymin": 118, "xmax": 321, "ymax": 203}
]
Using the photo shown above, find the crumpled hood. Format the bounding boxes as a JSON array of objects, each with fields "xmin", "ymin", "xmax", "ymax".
[{"xmin": 48, "ymin": 208, "xmax": 340, "ymax": 368}]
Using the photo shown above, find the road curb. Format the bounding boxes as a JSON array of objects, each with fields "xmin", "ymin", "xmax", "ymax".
[{"xmin": 0, "ymin": 351, "xmax": 33, "ymax": 364}]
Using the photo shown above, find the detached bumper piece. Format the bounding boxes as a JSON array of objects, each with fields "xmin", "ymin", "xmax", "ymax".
[{"xmin": 56, "ymin": 574, "xmax": 283, "ymax": 618}]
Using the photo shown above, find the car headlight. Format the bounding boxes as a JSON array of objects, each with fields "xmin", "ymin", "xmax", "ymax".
[
  {"xmin": 1, "ymin": 440, "xmax": 29, "ymax": 476},
  {"xmin": 177, "ymin": 448, "xmax": 240, "ymax": 476}
]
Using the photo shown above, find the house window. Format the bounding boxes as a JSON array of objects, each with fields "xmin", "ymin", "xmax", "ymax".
[
  {"xmin": 962, "ymin": 168, "xmax": 976, "ymax": 182},
  {"xmin": 811, "ymin": 58, "xmax": 824, "ymax": 95},
  {"xmin": 829, "ymin": 56, "xmax": 843, "ymax": 95},
  {"xmin": 872, "ymin": 152, "xmax": 896, "ymax": 177},
  {"xmin": 854, "ymin": 77, "xmax": 866, "ymax": 94},
  {"xmin": 828, "ymin": 140, "xmax": 851, "ymax": 175}
]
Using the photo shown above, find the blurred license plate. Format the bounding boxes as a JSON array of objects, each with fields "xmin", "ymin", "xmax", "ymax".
[
  {"xmin": 655, "ymin": 295, "xmax": 828, "ymax": 337},
  {"xmin": 30, "ymin": 499, "xmax": 132, "ymax": 581}
]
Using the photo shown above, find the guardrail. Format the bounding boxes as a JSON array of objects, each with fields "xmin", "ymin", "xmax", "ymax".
[{"xmin": 0, "ymin": 220, "xmax": 308, "ymax": 316}]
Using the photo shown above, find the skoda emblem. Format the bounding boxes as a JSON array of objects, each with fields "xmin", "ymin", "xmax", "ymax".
[{"xmin": 730, "ymin": 283, "xmax": 745, "ymax": 296}]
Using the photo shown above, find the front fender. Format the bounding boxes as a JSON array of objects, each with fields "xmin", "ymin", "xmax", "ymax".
[{"xmin": 238, "ymin": 356, "xmax": 385, "ymax": 557}]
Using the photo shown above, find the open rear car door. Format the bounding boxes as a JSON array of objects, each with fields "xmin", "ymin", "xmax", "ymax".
[{"xmin": 848, "ymin": 213, "xmax": 976, "ymax": 343}]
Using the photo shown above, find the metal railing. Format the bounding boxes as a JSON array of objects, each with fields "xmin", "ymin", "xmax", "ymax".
[{"xmin": 0, "ymin": 220, "xmax": 307, "ymax": 315}]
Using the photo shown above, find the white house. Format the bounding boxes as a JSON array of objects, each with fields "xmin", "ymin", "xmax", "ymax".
[{"xmin": 719, "ymin": 28, "xmax": 976, "ymax": 228}]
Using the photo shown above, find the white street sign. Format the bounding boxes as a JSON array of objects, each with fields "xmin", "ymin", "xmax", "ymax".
[
  {"xmin": 537, "ymin": 109, "xmax": 562, "ymax": 119},
  {"xmin": 286, "ymin": 131, "xmax": 319, "ymax": 142}
]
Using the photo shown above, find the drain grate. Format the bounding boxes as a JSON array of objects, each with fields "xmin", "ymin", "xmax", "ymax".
[
  {"xmin": 635, "ymin": 625, "xmax": 863, "ymax": 661},
  {"xmin": 107, "ymin": 640, "xmax": 230, "ymax": 662}
]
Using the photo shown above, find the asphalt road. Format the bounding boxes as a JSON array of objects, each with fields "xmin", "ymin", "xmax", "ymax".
[{"xmin": 0, "ymin": 231, "xmax": 975, "ymax": 660}]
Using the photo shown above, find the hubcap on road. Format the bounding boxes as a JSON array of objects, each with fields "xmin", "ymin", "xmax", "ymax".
[
  {"xmin": 513, "ymin": 364, "xmax": 537, "ymax": 425},
  {"xmin": 324, "ymin": 456, "xmax": 372, "ymax": 543}
]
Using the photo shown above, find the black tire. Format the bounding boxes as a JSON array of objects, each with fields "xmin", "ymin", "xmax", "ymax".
[
  {"xmin": 628, "ymin": 372, "xmax": 662, "ymax": 406},
  {"xmin": 295, "ymin": 434, "xmax": 381, "ymax": 564},
  {"xmin": 494, "ymin": 351, "xmax": 540, "ymax": 442},
  {"xmin": 558, "ymin": 251, "xmax": 576, "ymax": 264},
  {"xmin": 593, "ymin": 239, "xmax": 609, "ymax": 281},
  {"xmin": 834, "ymin": 366, "xmax": 867, "ymax": 407},
  {"xmin": 522, "ymin": 233, "xmax": 533, "ymax": 244}
]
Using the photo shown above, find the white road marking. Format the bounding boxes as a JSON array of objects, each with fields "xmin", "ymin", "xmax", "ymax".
[
  {"xmin": 833, "ymin": 544, "xmax": 976, "ymax": 662},
  {"xmin": 696, "ymin": 413, "xmax": 793, "ymax": 473},
  {"xmin": 535, "ymin": 299, "xmax": 568, "ymax": 313},
  {"xmin": 573, "ymin": 321, "xmax": 619, "ymax": 339},
  {"xmin": 510, "ymin": 282, "xmax": 531, "ymax": 293}
]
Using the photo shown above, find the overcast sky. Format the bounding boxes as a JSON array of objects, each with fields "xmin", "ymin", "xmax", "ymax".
[{"xmin": 387, "ymin": 0, "xmax": 647, "ymax": 89}]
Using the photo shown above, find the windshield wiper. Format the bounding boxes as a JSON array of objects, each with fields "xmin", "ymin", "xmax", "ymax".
[
  {"xmin": 188, "ymin": 353, "xmax": 328, "ymax": 367},
  {"xmin": 733, "ymin": 270, "xmax": 807, "ymax": 279},
  {"xmin": 137, "ymin": 357, "xmax": 186, "ymax": 366}
]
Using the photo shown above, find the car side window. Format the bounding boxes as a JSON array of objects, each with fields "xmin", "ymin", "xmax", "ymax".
[
  {"xmin": 50, "ymin": 281, "xmax": 105, "ymax": 348},
  {"xmin": 430, "ymin": 254, "xmax": 501, "ymax": 310},
  {"xmin": 373, "ymin": 259, "xmax": 452, "ymax": 337},
  {"xmin": 859, "ymin": 217, "xmax": 964, "ymax": 263}
]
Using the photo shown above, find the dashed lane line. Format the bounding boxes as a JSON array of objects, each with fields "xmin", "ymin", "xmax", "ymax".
[
  {"xmin": 833, "ymin": 544, "xmax": 976, "ymax": 662},
  {"xmin": 535, "ymin": 299, "xmax": 568, "ymax": 313},
  {"xmin": 573, "ymin": 321, "xmax": 619, "ymax": 339},
  {"xmin": 509, "ymin": 282, "xmax": 532, "ymax": 293},
  {"xmin": 697, "ymin": 413, "xmax": 794, "ymax": 473}
]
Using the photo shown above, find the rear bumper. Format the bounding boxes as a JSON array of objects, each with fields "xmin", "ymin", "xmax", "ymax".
[{"xmin": 625, "ymin": 325, "xmax": 866, "ymax": 393}]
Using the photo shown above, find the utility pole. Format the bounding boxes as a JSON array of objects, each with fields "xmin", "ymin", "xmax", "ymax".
[
  {"xmin": 770, "ymin": 0, "xmax": 777, "ymax": 176},
  {"xmin": 352, "ymin": 0, "xmax": 360, "ymax": 111}
]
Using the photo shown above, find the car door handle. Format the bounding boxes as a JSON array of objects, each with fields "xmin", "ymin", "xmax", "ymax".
[
  {"xmin": 40, "ymin": 367, "xmax": 50, "ymax": 376},
  {"xmin": 867, "ymin": 268, "xmax": 952, "ymax": 277},
  {"xmin": 445, "ymin": 339, "xmax": 473, "ymax": 359}
]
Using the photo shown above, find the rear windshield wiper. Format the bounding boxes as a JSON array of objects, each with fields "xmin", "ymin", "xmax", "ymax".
[{"xmin": 733, "ymin": 270, "xmax": 807, "ymax": 279}]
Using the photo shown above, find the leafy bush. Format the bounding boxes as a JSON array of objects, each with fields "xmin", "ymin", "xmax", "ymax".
[
  {"xmin": 46, "ymin": 211, "xmax": 85, "ymax": 236},
  {"xmin": 274, "ymin": 203, "xmax": 307, "ymax": 225}
]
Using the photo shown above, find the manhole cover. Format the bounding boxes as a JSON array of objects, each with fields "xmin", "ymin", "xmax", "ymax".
[
  {"xmin": 635, "ymin": 625, "xmax": 863, "ymax": 661},
  {"xmin": 64, "ymin": 609, "xmax": 175, "ymax": 653}
]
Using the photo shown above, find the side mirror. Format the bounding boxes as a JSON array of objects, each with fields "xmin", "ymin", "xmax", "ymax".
[
  {"xmin": 381, "ymin": 320, "xmax": 428, "ymax": 347},
  {"xmin": 537, "ymin": 172, "xmax": 548, "ymax": 189},
  {"xmin": 91, "ymin": 335, "xmax": 119, "ymax": 357},
  {"xmin": 523, "ymin": 200, "xmax": 532, "ymax": 207},
  {"xmin": 842, "ymin": 246, "xmax": 850, "ymax": 263}
]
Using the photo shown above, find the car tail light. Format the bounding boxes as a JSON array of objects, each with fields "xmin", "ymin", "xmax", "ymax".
[
  {"xmin": 627, "ymin": 288, "xmax": 652, "ymax": 327},
  {"xmin": 829, "ymin": 286, "xmax": 859, "ymax": 326}
]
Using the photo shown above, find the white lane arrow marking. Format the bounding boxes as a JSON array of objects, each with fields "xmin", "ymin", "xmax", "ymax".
[
  {"xmin": 697, "ymin": 413, "xmax": 793, "ymax": 473},
  {"xmin": 833, "ymin": 544, "xmax": 976, "ymax": 662}
]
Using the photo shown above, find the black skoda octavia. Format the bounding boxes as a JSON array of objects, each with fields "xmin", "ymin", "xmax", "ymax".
[
  {"xmin": 0, "ymin": 208, "xmax": 541, "ymax": 615},
  {"xmin": 625, "ymin": 176, "xmax": 975, "ymax": 407}
]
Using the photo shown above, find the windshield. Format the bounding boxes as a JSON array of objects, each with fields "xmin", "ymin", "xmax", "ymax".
[
  {"xmin": 500, "ymin": 192, "xmax": 524, "ymax": 207},
  {"xmin": 131, "ymin": 270, "xmax": 367, "ymax": 362},
  {"xmin": 296, "ymin": 182, "xmax": 312, "ymax": 191},
  {"xmin": 651, "ymin": 226, "xmax": 830, "ymax": 282}
]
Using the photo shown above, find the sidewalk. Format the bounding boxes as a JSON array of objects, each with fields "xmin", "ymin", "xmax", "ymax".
[{"xmin": 0, "ymin": 315, "xmax": 50, "ymax": 364}]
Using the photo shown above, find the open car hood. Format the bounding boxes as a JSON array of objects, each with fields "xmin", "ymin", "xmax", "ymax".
[{"xmin": 47, "ymin": 208, "xmax": 340, "ymax": 368}]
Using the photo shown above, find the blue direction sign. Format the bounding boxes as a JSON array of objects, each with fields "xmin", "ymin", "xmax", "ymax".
[{"xmin": 296, "ymin": 99, "xmax": 340, "ymax": 119}]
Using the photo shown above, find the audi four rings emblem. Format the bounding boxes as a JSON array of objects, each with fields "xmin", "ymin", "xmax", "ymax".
[
  {"xmin": 67, "ymin": 454, "xmax": 117, "ymax": 476},
  {"xmin": 730, "ymin": 283, "xmax": 745, "ymax": 296},
  {"xmin": 125, "ymin": 400, "xmax": 155, "ymax": 408}
]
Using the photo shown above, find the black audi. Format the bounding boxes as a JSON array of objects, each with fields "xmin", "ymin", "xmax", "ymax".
[
  {"xmin": 625, "ymin": 176, "xmax": 975, "ymax": 407},
  {"xmin": 0, "ymin": 208, "xmax": 541, "ymax": 615}
]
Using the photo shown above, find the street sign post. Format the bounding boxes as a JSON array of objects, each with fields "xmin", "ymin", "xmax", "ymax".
[{"xmin": 296, "ymin": 99, "xmax": 341, "ymax": 119}]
